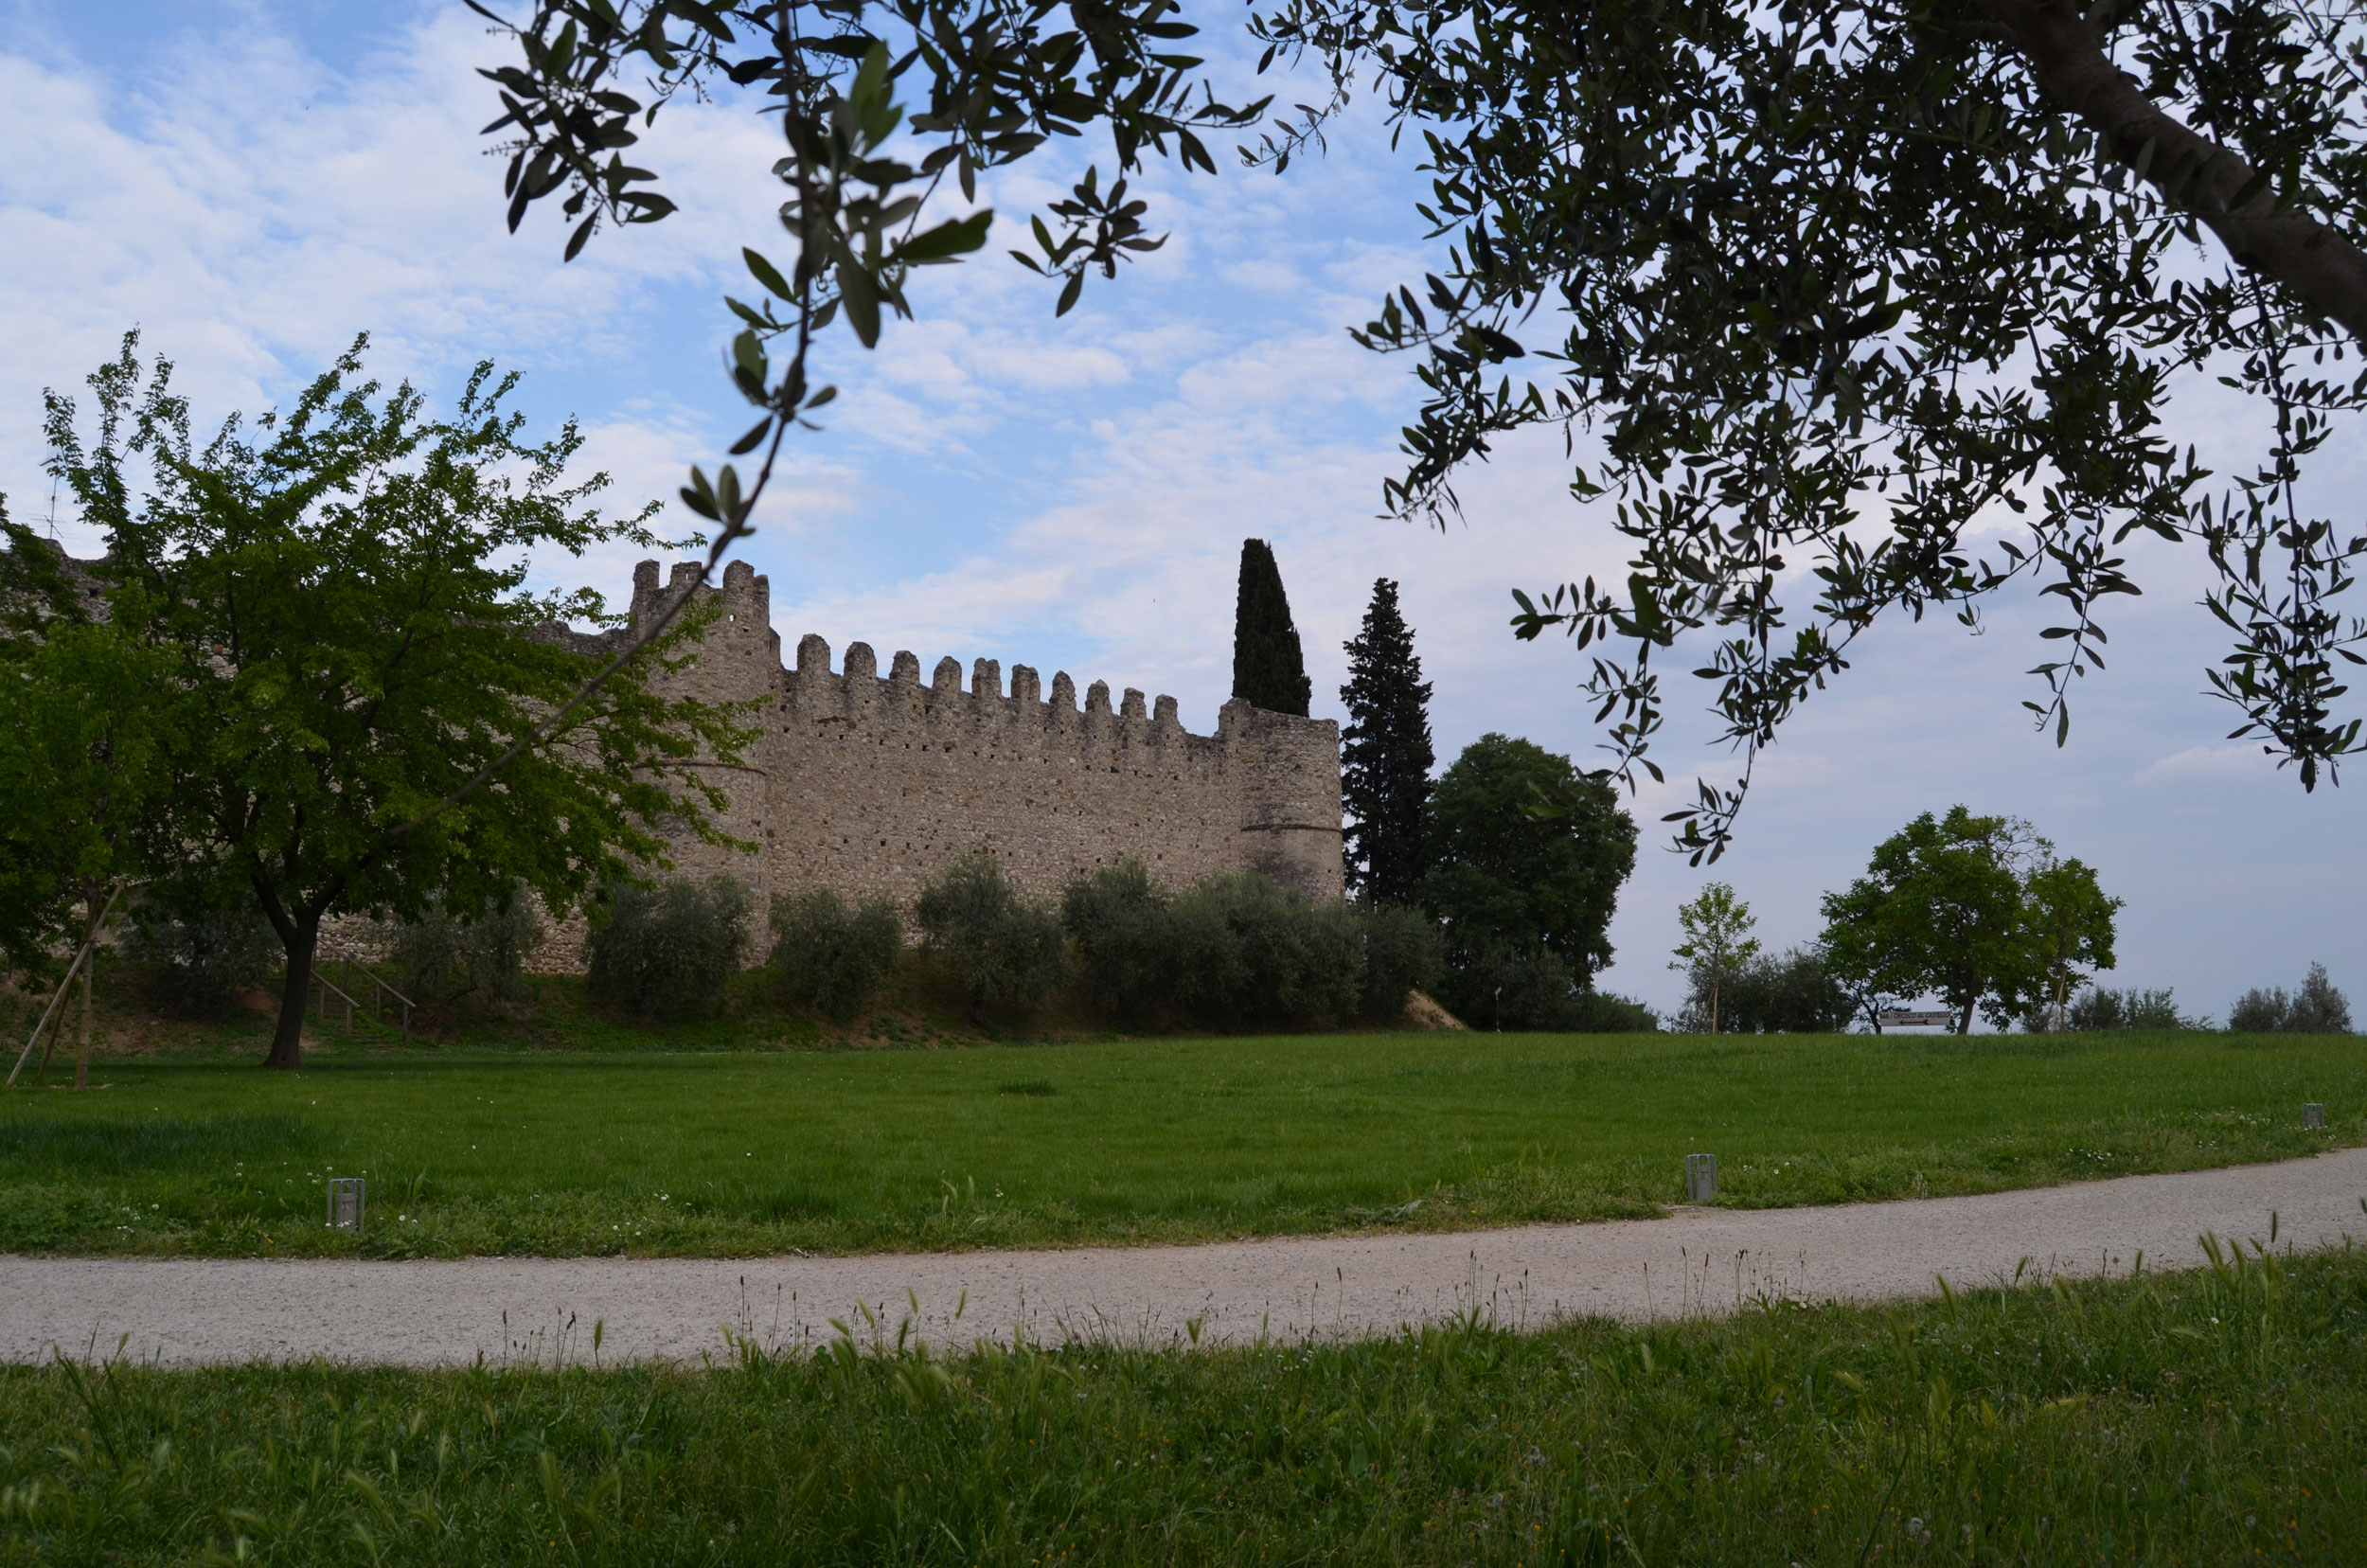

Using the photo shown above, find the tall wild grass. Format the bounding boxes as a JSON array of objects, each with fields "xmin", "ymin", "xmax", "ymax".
[{"xmin": 3, "ymin": 1235, "xmax": 2362, "ymax": 1563}]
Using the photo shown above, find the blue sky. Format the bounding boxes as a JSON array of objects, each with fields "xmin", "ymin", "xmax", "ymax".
[{"xmin": 6, "ymin": 0, "xmax": 2362, "ymax": 1022}]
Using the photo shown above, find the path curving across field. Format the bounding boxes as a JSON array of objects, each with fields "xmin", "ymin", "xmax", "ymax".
[{"xmin": 7, "ymin": 1149, "xmax": 2365, "ymax": 1367}]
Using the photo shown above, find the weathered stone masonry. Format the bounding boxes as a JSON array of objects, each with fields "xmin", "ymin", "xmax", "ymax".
[{"xmin": 634, "ymin": 557, "xmax": 1344, "ymax": 928}]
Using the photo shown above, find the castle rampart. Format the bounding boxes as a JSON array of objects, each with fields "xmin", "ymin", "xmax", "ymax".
[
  {"xmin": 626, "ymin": 557, "xmax": 1344, "ymax": 946},
  {"xmin": 47, "ymin": 543, "xmax": 1344, "ymax": 975}
]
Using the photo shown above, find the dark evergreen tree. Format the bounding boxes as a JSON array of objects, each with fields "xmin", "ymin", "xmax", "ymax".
[
  {"xmin": 1340, "ymin": 578, "xmax": 1434, "ymax": 904},
  {"xmin": 1231, "ymin": 538, "xmax": 1311, "ymax": 717}
]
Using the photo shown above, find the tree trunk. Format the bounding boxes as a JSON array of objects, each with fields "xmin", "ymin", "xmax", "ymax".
[
  {"xmin": 1956, "ymin": 999, "xmax": 1975, "ymax": 1036},
  {"xmin": 1710, "ymin": 976, "xmax": 1720, "ymax": 1037},
  {"xmin": 266, "ymin": 910, "xmax": 322, "ymax": 1070},
  {"xmin": 1999, "ymin": 0, "xmax": 2367, "ymax": 345}
]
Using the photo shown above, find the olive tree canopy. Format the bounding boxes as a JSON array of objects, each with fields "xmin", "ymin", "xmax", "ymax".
[
  {"xmin": 481, "ymin": 0, "xmax": 2367, "ymax": 854},
  {"xmin": 1275, "ymin": 0, "xmax": 2367, "ymax": 856}
]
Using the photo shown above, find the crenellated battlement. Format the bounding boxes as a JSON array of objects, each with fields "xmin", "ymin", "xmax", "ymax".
[
  {"xmin": 625, "ymin": 559, "xmax": 1344, "ymax": 930},
  {"xmin": 780, "ymin": 633, "xmax": 1211, "ymax": 765}
]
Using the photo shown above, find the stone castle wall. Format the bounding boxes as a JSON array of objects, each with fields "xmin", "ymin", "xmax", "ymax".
[
  {"xmin": 649, "ymin": 557, "xmax": 1344, "ymax": 904},
  {"xmin": 44, "ymin": 542, "xmax": 1343, "ymax": 978},
  {"xmin": 464, "ymin": 559, "xmax": 1343, "ymax": 971}
]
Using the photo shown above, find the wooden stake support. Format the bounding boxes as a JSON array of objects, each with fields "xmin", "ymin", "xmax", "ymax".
[{"xmin": 7, "ymin": 882, "xmax": 127, "ymax": 1090}]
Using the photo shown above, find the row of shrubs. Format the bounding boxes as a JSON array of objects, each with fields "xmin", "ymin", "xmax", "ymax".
[
  {"xmin": 2026, "ymin": 965, "xmax": 2351, "ymax": 1033},
  {"xmin": 590, "ymin": 856, "xmax": 1454, "ymax": 1031},
  {"xmin": 2032, "ymin": 973, "xmax": 2349, "ymax": 1034},
  {"xmin": 2226, "ymin": 963, "xmax": 2352, "ymax": 1033},
  {"xmin": 102, "ymin": 860, "xmax": 1649, "ymax": 1035},
  {"xmin": 102, "ymin": 888, "xmax": 2356, "ymax": 1040},
  {"xmin": 2002, "ymin": 969, "xmax": 2352, "ymax": 1034}
]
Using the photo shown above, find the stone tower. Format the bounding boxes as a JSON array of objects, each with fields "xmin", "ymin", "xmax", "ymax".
[{"xmin": 630, "ymin": 557, "xmax": 783, "ymax": 917}]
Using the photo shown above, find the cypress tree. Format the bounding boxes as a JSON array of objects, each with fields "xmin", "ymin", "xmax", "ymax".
[
  {"xmin": 1340, "ymin": 578, "xmax": 1435, "ymax": 904},
  {"xmin": 1231, "ymin": 538, "xmax": 1311, "ymax": 717}
]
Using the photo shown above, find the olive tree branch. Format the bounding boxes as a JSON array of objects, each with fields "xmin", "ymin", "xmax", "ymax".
[{"xmin": 1997, "ymin": 0, "xmax": 2367, "ymax": 343}]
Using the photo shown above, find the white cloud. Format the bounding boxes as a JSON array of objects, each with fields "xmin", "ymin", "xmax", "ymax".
[{"xmin": 2142, "ymin": 743, "xmax": 2272, "ymax": 783}]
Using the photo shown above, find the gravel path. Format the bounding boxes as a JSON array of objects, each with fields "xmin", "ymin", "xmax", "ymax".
[{"xmin": 8, "ymin": 1149, "xmax": 2364, "ymax": 1367}]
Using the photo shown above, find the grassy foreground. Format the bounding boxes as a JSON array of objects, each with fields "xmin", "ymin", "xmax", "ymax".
[
  {"xmin": 2, "ymin": 1029, "xmax": 2357, "ymax": 1257},
  {"xmin": 6, "ymin": 1237, "xmax": 2365, "ymax": 1564}
]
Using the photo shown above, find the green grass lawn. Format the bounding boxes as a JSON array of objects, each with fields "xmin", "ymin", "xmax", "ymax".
[
  {"xmin": 2, "ymin": 1028, "xmax": 2357, "ymax": 1257},
  {"xmin": 5, "ymin": 1236, "xmax": 2362, "ymax": 1564}
]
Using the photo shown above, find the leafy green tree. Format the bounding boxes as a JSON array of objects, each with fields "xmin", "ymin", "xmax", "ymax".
[
  {"xmin": 1340, "ymin": 577, "xmax": 1434, "ymax": 903},
  {"xmin": 31, "ymin": 333, "xmax": 746, "ymax": 1068},
  {"xmin": 2019, "ymin": 854, "xmax": 2124, "ymax": 1030},
  {"xmin": 1716, "ymin": 946, "xmax": 1855, "ymax": 1035},
  {"xmin": 389, "ymin": 887, "xmax": 547, "ymax": 1012},
  {"xmin": 1821, "ymin": 807, "xmax": 2042, "ymax": 1035},
  {"xmin": 1421, "ymin": 734, "xmax": 1637, "ymax": 1020},
  {"xmin": 1670, "ymin": 882, "xmax": 1760, "ymax": 1036},
  {"xmin": 2289, "ymin": 962, "xmax": 2353, "ymax": 1032},
  {"xmin": 1164, "ymin": 872, "xmax": 1364, "ymax": 1029},
  {"xmin": 2232, "ymin": 962, "xmax": 2353, "ymax": 1033},
  {"xmin": 587, "ymin": 874, "xmax": 755, "ymax": 1022},
  {"xmin": 2063, "ymin": 987, "xmax": 2198, "ymax": 1031},
  {"xmin": 0, "ymin": 543, "xmax": 172, "ymax": 1088},
  {"xmin": 0, "ymin": 589, "xmax": 167, "ymax": 982},
  {"xmin": 770, "ymin": 888, "xmax": 905, "ymax": 1020},
  {"xmin": 1233, "ymin": 539, "xmax": 1312, "ymax": 717},
  {"xmin": 915, "ymin": 853, "xmax": 1069, "ymax": 1025},
  {"xmin": 1355, "ymin": 900, "xmax": 1445, "ymax": 1022},
  {"xmin": 1439, "ymin": 946, "xmax": 1576, "ymax": 1032},
  {"xmin": 1060, "ymin": 860, "xmax": 1184, "ymax": 1023},
  {"xmin": 1062, "ymin": 860, "xmax": 1436, "ymax": 1028},
  {"xmin": 2229, "ymin": 984, "xmax": 2290, "ymax": 1033},
  {"xmin": 485, "ymin": 1, "xmax": 2367, "ymax": 861},
  {"xmin": 122, "ymin": 898, "xmax": 281, "ymax": 1020}
]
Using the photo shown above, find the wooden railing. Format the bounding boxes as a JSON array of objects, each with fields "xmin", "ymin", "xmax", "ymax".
[
  {"xmin": 310, "ymin": 970, "xmax": 359, "ymax": 1035},
  {"xmin": 309, "ymin": 962, "xmax": 417, "ymax": 1040}
]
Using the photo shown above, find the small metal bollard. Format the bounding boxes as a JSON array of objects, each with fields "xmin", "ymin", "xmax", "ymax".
[
  {"xmin": 326, "ymin": 1177, "xmax": 365, "ymax": 1233},
  {"xmin": 1684, "ymin": 1152, "xmax": 1717, "ymax": 1203},
  {"xmin": 2304, "ymin": 1102, "xmax": 2326, "ymax": 1130}
]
